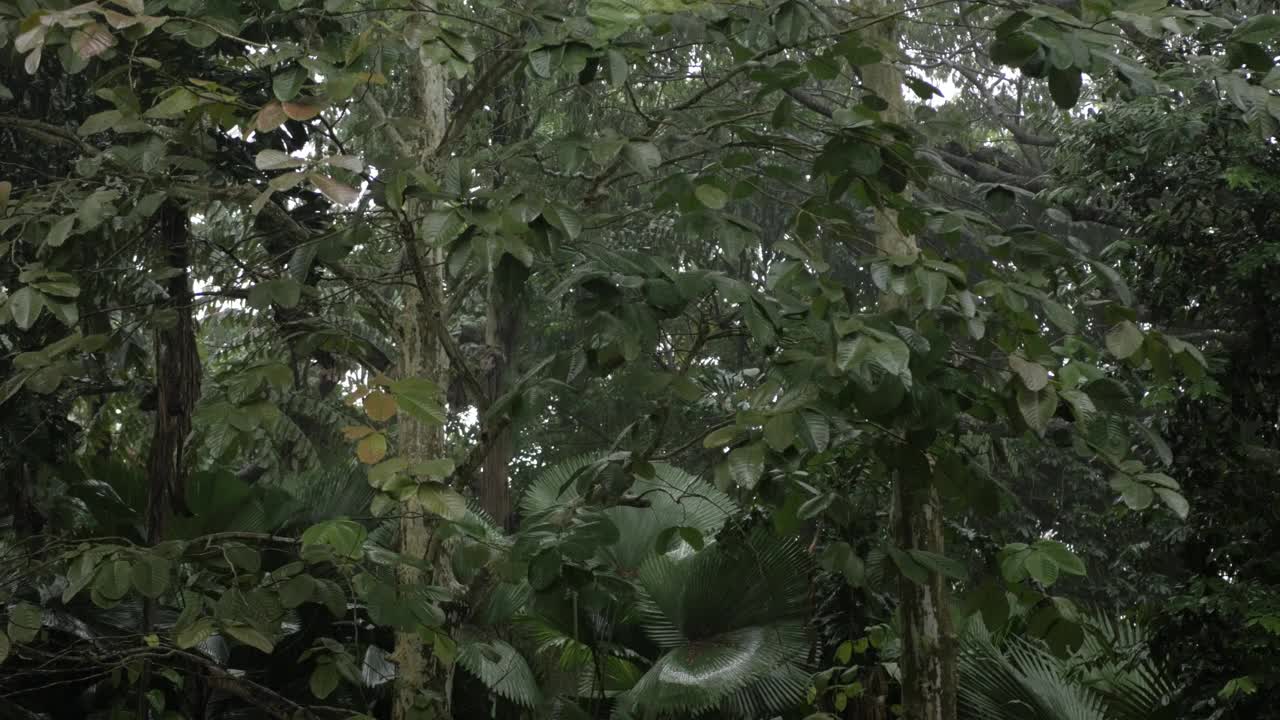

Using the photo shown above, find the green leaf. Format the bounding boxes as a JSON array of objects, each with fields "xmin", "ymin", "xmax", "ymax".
[
  {"xmin": 677, "ymin": 526, "xmax": 704, "ymax": 551},
  {"xmin": 528, "ymin": 549, "xmax": 562, "ymax": 591},
  {"xmin": 79, "ymin": 109, "xmax": 122, "ymax": 136},
  {"xmin": 623, "ymin": 141, "xmax": 661, "ymax": 177},
  {"xmin": 1122, "ymin": 481, "xmax": 1154, "ymax": 510},
  {"xmin": 801, "ymin": 410, "xmax": 830, "ymax": 453},
  {"xmin": 310, "ymin": 662, "xmax": 340, "ymax": 699},
  {"xmin": 0, "ymin": 630, "xmax": 9, "ymax": 664},
  {"xmin": 764, "ymin": 414, "xmax": 795, "ymax": 451},
  {"xmin": 542, "ymin": 204, "xmax": 582, "ymax": 240},
  {"xmin": 273, "ymin": 67, "xmax": 307, "ymax": 101},
  {"xmin": 367, "ymin": 457, "xmax": 408, "ymax": 489},
  {"xmin": 1009, "ymin": 354, "xmax": 1049, "ymax": 391},
  {"xmin": 1017, "ymin": 384, "xmax": 1057, "ymax": 436},
  {"xmin": 145, "ymin": 88, "xmax": 201, "ymax": 119},
  {"xmin": 917, "ymin": 269, "xmax": 947, "ymax": 309},
  {"xmin": 1048, "ymin": 66, "xmax": 1083, "ymax": 109},
  {"xmin": 819, "ymin": 541, "xmax": 865, "ymax": 587},
  {"xmin": 607, "ymin": 49, "xmax": 629, "ymax": 85},
  {"xmin": 63, "ymin": 552, "xmax": 100, "ymax": 603},
  {"xmin": 771, "ymin": 96, "xmax": 794, "ymax": 129},
  {"xmin": 279, "ymin": 574, "xmax": 316, "ymax": 608},
  {"xmin": 1137, "ymin": 471, "xmax": 1178, "ymax": 489},
  {"xmin": 1042, "ymin": 298, "xmax": 1077, "ymax": 333},
  {"xmin": 131, "ymin": 554, "xmax": 171, "ymax": 599},
  {"xmin": 6, "ymin": 603, "xmax": 41, "ymax": 644},
  {"xmin": 1136, "ymin": 423, "xmax": 1173, "ymax": 466},
  {"xmin": 969, "ymin": 581, "xmax": 1010, "ymax": 630},
  {"xmin": 835, "ymin": 640, "xmax": 854, "ymax": 664},
  {"xmin": 1089, "ymin": 259, "xmax": 1134, "ymax": 305},
  {"xmin": 1232, "ymin": 14, "xmax": 1280, "ymax": 44},
  {"xmin": 999, "ymin": 544, "xmax": 1030, "ymax": 583},
  {"xmin": 417, "ymin": 483, "xmax": 466, "ymax": 521},
  {"xmin": 528, "ymin": 48, "xmax": 551, "ymax": 78},
  {"xmin": 389, "ymin": 378, "xmax": 445, "ymax": 425},
  {"xmin": 702, "ymin": 425, "xmax": 737, "ymax": 449},
  {"xmin": 315, "ymin": 579, "xmax": 347, "ymax": 617},
  {"xmin": 9, "ymin": 287, "xmax": 45, "ymax": 329},
  {"xmin": 1155, "ymin": 487, "xmax": 1189, "ymax": 519},
  {"xmin": 907, "ymin": 550, "xmax": 969, "ymax": 581},
  {"xmin": 1105, "ymin": 320, "xmax": 1144, "ymax": 359},
  {"xmin": 886, "ymin": 546, "xmax": 929, "ymax": 585},
  {"xmin": 45, "ymin": 215, "xmax": 75, "ymax": 248},
  {"xmin": 727, "ymin": 442, "xmax": 765, "ymax": 489},
  {"xmin": 301, "ymin": 519, "xmax": 367, "ymax": 559},
  {"xmin": 224, "ymin": 623, "xmax": 274, "ymax": 653},
  {"xmin": 1025, "ymin": 551, "xmax": 1060, "ymax": 587},
  {"xmin": 694, "ymin": 184, "xmax": 728, "ymax": 210},
  {"xmin": 225, "ymin": 544, "xmax": 261, "ymax": 573},
  {"xmin": 991, "ymin": 32, "xmax": 1040, "ymax": 66},
  {"xmin": 413, "ymin": 457, "xmax": 455, "ymax": 479},
  {"xmin": 1032, "ymin": 539, "xmax": 1086, "ymax": 576},
  {"xmin": 94, "ymin": 559, "xmax": 133, "ymax": 601}
]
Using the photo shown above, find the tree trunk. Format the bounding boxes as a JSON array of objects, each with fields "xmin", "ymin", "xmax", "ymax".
[
  {"xmin": 145, "ymin": 200, "xmax": 200, "ymax": 537},
  {"xmin": 477, "ymin": 259, "xmax": 523, "ymax": 530},
  {"xmin": 864, "ymin": 8, "xmax": 958, "ymax": 720},
  {"xmin": 390, "ymin": 16, "xmax": 450, "ymax": 720},
  {"xmin": 474, "ymin": 69, "xmax": 531, "ymax": 531},
  {"xmin": 141, "ymin": 200, "xmax": 201, "ymax": 720}
]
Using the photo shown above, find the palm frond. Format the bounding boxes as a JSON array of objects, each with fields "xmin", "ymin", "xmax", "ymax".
[
  {"xmin": 456, "ymin": 636, "xmax": 543, "ymax": 708},
  {"xmin": 960, "ymin": 625, "xmax": 1107, "ymax": 720},
  {"xmin": 617, "ymin": 529, "xmax": 812, "ymax": 717}
]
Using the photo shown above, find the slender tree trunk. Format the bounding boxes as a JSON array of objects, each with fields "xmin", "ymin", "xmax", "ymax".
[
  {"xmin": 145, "ymin": 201, "xmax": 200, "ymax": 533},
  {"xmin": 390, "ymin": 16, "xmax": 450, "ymax": 720},
  {"xmin": 477, "ymin": 262, "xmax": 523, "ymax": 530},
  {"xmin": 864, "ymin": 9, "xmax": 958, "ymax": 720},
  {"xmin": 140, "ymin": 200, "xmax": 201, "ymax": 720},
  {"xmin": 474, "ymin": 70, "xmax": 530, "ymax": 530}
]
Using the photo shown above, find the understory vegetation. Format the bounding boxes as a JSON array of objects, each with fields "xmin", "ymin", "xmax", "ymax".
[{"xmin": 2, "ymin": 0, "xmax": 1279, "ymax": 718}]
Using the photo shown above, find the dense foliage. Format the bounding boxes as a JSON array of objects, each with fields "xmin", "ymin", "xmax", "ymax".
[{"xmin": 0, "ymin": 1, "xmax": 1276, "ymax": 719}]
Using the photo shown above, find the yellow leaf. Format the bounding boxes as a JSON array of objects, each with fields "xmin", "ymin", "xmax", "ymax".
[
  {"xmin": 364, "ymin": 391, "xmax": 397, "ymax": 422},
  {"xmin": 356, "ymin": 433, "xmax": 388, "ymax": 464},
  {"xmin": 342, "ymin": 425, "xmax": 374, "ymax": 441},
  {"xmin": 369, "ymin": 372, "xmax": 393, "ymax": 387}
]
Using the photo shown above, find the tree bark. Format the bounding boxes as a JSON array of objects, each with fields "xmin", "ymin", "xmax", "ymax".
[
  {"xmin": 140, "ymin": 200, "xmax": 201, "ymax": 720},
  {"xmin": 864, "ymin": 8, "xmax": 958, "ymax": 720},
  {"xmin": 390, "ymin": 12, "xmax": 450, "ymax": 720},
  {"xmin": 145, "ymin": 200, "xmax": 201, "ymax": 536}
]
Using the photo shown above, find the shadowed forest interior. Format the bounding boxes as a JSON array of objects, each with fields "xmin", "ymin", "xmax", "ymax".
[{"xmin": 2, "ymin": 1, "xmax": 1280, "ymax": 719}]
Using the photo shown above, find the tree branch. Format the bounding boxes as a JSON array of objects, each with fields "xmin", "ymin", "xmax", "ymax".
[{"xmin": 0, "ymin": 115, "xmax": 100, "ymax": 156}]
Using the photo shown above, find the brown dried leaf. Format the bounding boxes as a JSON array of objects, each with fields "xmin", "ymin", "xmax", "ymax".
[
  {"xmin": 363, "ymin": 391, "xmax": 397, "ymax": 422},
  {"xmin": 341, "ymin": 425, "xmax": 375, "ymax": 441},
  {"xmin": 282, "ymin": 99, "xmax": 324, "ymax": 121},
  {"xmin": 71, "ymin": 22, "xmax": 116, "ymax": 60},
  {"xmin": 310, "ymin": 173, "xmax": 359, "ymax": 206},
  {"xmin": 255, "ymin": 101, "xmax": 288, "ymax": 132},
  {"xmin": 356, "ymin": 433, "xmax": 388, "ymax": 464}
]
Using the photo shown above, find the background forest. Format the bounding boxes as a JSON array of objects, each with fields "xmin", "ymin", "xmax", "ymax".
[{"xmin": 1, "ymin": 0, "xmax": 1278, "ymax": 719}]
